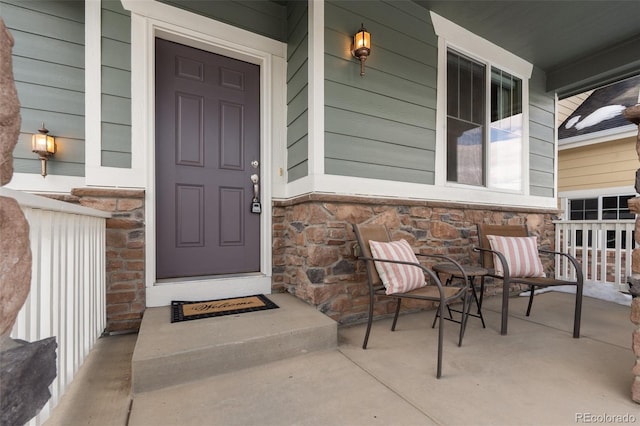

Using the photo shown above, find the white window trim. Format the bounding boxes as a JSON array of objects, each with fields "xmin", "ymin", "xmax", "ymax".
[{"xmin": 431, "ymin": 11, "xmax": 535, "ymax": 200}]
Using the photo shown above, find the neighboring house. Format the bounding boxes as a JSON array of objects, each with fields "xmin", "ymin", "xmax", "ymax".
[
  {"xmin": 558, "ymin": 74, "xmax": 639, "ymax": 220},
  {"xmin": 3, "ymin": 0, "xmax": 640, "ymax": 332},
  {"xmin": 556, "ymin": 75, "xmax": 639, "ymax": 286}
]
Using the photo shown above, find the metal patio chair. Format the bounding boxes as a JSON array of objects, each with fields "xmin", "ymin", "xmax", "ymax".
[
  {"xmin": 476, "ymin": 223, "xmax": 584, "ymax": 337},
  {"xmin": 352, "ymin": 223, "xmax": 472, "ymax": 378}
]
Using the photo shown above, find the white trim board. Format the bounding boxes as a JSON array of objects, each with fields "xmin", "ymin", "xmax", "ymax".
[
  {"xmin": 558, "ymin": 125, "xmax": 637, "ymax": 150},
  {"xmin": 85, "ymin": 0, "xmax": 146, "ymax": 188},
  {"xmin": 308, "ymin": 0, "xmax": 325, "ymax": 177},
  {"xmin": 280, "ymin": 174, "xmax": 559, "ymax": 210},
  {"xmin": 5, "ymin": 173, "xmax": 85, "ymax": 194}
]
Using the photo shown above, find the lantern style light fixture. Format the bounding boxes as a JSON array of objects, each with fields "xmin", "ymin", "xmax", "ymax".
[
  {"xmin": 31, "ymin": 123, "xmax": 56, "ymax": 177},
  {"xmin": 351, "ymin": 23, "xmax": 371, "ymax": 77}
]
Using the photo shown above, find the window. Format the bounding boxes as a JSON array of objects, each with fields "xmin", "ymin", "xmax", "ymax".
[
  {"xmin": 568, "ymin": 195, "xmax": 636, "ymax": 249},
  {"xmin": 431, "ymin": 11, "xmax": 535, "ymax": 205},
  {"xmin": 446, "ymin": 49, "xmax": 523, "ymax": 190},
  {"xmin": 602, "ymin": 195, "xmax": 634, "ymax": 220},
  {"xmin": 569, "ymin": 198, "xmax": 598, "ymax": 220}
]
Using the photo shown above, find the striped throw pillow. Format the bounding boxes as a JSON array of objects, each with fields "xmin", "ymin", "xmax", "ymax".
[
  {"xmin": 487, "ymin": 235, "xmax": 546, "ymax": 278},
  {"xmin": 368, "ymin": 239, "xmax": 426, "ymax": 294}
]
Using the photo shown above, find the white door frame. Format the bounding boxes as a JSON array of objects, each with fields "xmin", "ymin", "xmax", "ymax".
[{"xmin": 121, "ymin": 0, "xmax": 287, "ymax": 306}]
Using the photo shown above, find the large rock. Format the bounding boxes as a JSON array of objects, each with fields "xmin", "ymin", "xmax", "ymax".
[
  {"xmin": 0, "ymin": 18, "xmax": 21, "ymax": 186},
  {"xmin": 0, "ymin": 196, "xmax": 31, "ymax": 336},
  {"xmin": 0, "ymin": 337, "xmax": 57, "ymax": 426}
]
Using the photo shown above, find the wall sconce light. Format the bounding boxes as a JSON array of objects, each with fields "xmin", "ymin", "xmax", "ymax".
[
  {"xmin": 31, "ymin": 123, "xmax": 56, "ymax": 177},
  {"xmin": 351, "ymin": 23, "xmax": 371, "ymax": 77}
]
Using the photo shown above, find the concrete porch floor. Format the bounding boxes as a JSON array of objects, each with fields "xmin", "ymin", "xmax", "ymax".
[{"xmin": 45, "ymin": 292, "xmax": 638, "ymax": 426}]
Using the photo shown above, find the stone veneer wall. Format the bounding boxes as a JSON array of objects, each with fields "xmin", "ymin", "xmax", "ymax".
[
  {"xmin": 43, "ymin": 188, "xmax": 561, "ymax": 333},
  {"xmin": 272, "ymin": 194, "xmax": 560, "ymax": 325},
  {"xmin": 45, "ymin": 188, "xmax": 145, "ymax": 332}
]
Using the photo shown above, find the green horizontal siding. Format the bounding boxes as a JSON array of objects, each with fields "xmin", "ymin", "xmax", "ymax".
[
  {"xmin": 325, "ymin": 107, "xmax": 435, "ymax": 150},
  {"xmin": 101, "ymin": 151, "xmax": 131, "ymax": 168},
  {"xmin": 12, "ymin": 158, "xmax": 85, "ymax": 177},
  {"xmin": 287, "ymin": 61, "xmax": 308, "ymax": 104},
  {"xmin": 157, "ymin": 0, "xmax": 287, "ymax": 42},
  {"xmin": 12, "ymin": 134, "xmax": 84, "ymax": 164},
  {"xmin": 287, "ymin": 136, "xmax": 308, "ymax": 169},
  {"xmin": 324, "ymin": 0, "xmax": 437, "ymax": 184},
  {"xmin": 9, "ymin": 29, "xmax": 84, "ymax": 68},
  {"xmin": 101, "ymin": 0, "xmax": 131, "ymax": 168},
  {"xmin": 15, "ymin": 81, "xmax": 84, "ymax": 116},
  {"xmin": 288, "ymin": 161, "xmax": 309, "ymax": 182},
  {"xmin": 1, "ymin": 1, "xmax": 84, "ymax": 43},
  {"xmin": 325, "ymin": 133, "xmax": 435, "ymax": 171},
  {"xmin": 102, "ymin": 7, "xmax": 130, "ymax": 43},
  {"xmin": 1, "ymin": 0, "xmax": 85, "ymax": 177},
  {"xmin": 529, "ymin": 67, "xmax": 555, "ymax": 197},
  {"xmin": 102, "ymin": 94, "xmax": 132, "ymax": 126},
  {"xmin": 1, "ymin": 0, "xmax": 84, "ymax": 22},
  {"xmin": 12, "ymin": 56, "xmax": 84, "ymax": 91},
  {"xmin": 326, "ymin": 158, "xmax": 433, "ymax": 184},
  {"xmin": 102, "ymin": 66, "xmax": 131, "ymax": 98},
  {"xmin": 101, "ymin": 123, "xmax": 131, "ymax": 152},
  {"xmin": 286, "ymin": 0, "xmax": 308, "ymax": 182},
  {"xmin": 19, "ymin": 110, "xmax": 85, "ymax": 141},
  {"xmin": 288, "ymin": 110, "xmax": 308, "ymax": 149}
]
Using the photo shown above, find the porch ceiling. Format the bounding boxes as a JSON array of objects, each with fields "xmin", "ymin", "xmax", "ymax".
[{"xmin": 414, "ymin": 0, "xmax": 640, "ymax": 97}]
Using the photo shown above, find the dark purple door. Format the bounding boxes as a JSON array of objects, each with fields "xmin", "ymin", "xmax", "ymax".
[{"xmin": 155, "ymin": 38, "xmax": 260, "ymax": 279}]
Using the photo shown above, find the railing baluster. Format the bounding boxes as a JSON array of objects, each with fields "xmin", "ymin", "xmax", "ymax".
[
  {"xmin": 3, "ymin": 188, "xmax": 109, "ymax": 426},
  {"xmin": 554, "ymin": 219, "xmax": 635, "ymax": 292}
]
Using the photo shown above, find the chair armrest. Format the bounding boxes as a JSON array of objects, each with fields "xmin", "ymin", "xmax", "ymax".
[
  {"xmin": 472, "ymin": 246, "xmax": 511, "ymax": 280},
  {"xmin": 358, "ymin": 255, "xmax": 451, "ymax": 293},
  {"xmin": 538, "ymin": 249, "xmax": 584, "ymax": 284},
  {"xmin": 416, "ymin": 253, "xmax": 470, "ymax": 286}
]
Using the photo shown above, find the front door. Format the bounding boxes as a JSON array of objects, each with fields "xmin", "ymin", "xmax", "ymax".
[{"xmin": 155, "ymin": 38, "xmax": 261, "ymax": 279}]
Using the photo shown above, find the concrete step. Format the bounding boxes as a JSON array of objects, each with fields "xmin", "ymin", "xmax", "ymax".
[{"xmin": 131, "ymin": 293, "xmax": 337, "ymax": 393}]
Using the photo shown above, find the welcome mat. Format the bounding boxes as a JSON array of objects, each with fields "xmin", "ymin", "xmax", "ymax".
[{"xmin": 171, "ymin": 294, "xmax": 279, "ymax": 323}]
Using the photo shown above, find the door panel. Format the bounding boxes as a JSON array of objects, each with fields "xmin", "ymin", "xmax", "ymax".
[{"xmin": 155, "ymin": 38, "xmax": 260, "ymax": 279}]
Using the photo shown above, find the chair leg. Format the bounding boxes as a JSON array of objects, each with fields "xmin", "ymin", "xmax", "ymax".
[
  {"xmin": 362, "ymin": 293, "xmax": 375, "ymax": 350},
  {"xmin": 436, "ymin": 304, "xmax": 444, "ymax": 379},
  {"xmin": 391, "ymin": 298, "xmax": 402, "ymax": 331},
  {"xmin": 432, "ymin": 303, "xmax": 442, "ymax": 328},
  {"xmin": 478, "ymin": 278, "xmax": 486, "ymax": 328},
  {"xmin": 501, "ymin": 277, "xmax": 509, "ymax": 335},
  {"xmin": 458, "ymin": 290, "xmax": 473, "ymax": 347},
  {"xmin": 573, "ymin": 283, "xmax": 583, "ymax": 338},
  {"xmin": 469, "ymin": 277, "xmax": 486, "ymax": 328},
  {"xmin": 526, "ymin": 286, "xmax": 535, "ymax": 316}
]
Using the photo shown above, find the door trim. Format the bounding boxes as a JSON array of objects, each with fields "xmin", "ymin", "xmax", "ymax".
[{"xmin": 122, "ymin": 0, "xmax": 287, "ymax": 306}]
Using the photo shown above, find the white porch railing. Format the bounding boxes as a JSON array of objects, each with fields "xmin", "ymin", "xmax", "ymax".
[
  {"xmin": 2, "ymin": 187, "xmax": 110, "ymax": 426},
  {"xmin": 553, "ymin": 219, "xmax": 635, "ymax": 291}
]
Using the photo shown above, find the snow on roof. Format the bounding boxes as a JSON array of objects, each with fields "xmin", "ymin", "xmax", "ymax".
[{"xmin": 558, "ymin": 74, "xmax": 640, "ymax": 140}]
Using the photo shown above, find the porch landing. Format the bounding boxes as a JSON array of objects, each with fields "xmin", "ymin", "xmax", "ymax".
[
  {"xmin": 131, "ymin": 293, "xmax": 337, "ymax": 393},
  {"xmin": 44, "ymin": 292, "xmax": 638, "ymax": 425}
]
